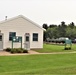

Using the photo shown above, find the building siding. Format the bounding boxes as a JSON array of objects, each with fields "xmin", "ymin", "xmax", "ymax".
[{"xmin": 0, "ymin": 16, "xmax": 43, "ymax": 49}]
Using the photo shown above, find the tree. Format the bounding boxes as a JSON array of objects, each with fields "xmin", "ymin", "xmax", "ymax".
[
  {"xmin": 42, "ymin": 21, "xmax": 76, "ymax": 41},
  {"xmin": 49, "ymin": 24, "xmax": 57, "ymax": 28},
  {"xmin": 68, "ymin": 22, "xmax": 75, "ymax": 29},
  {"xmin": 58, "ymin": 21, "xmax": 67, "ymax": 37},
  {"xmin": 51, "ymin": 27, "xmax": 59, "ymax": 38},
  {"xmin": 66, "ymin": 27, "xmax": 76, "ymax": 40},
  {"xmin": 42, "ymin": 23, "xmax": 48, "ymax": 30},
  {"xmin": 46, "ymin": 27, "xmax": 59, "ymax": 39},
  {"xmin": 43, "ymin": 31, "xmax": 47, "ymax": 41},
  {"xmin": 46, "ymin": 28, "xmax": 52, "ymax": 39},
  {"xmin": 61, "ymin": 21, "xmax": 65, "ymax": 25},
  {"xmin": 61, "ymin": 21, "xmax": 67, "ymax": 27}
]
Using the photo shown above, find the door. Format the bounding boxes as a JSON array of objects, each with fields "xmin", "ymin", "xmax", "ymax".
[
  {"xmin": 0, "ymin": 34, "xmax": 3, "ymax": 50},
  {"xmin": 24, "ymin": 33, "xmax": 30, "ymax": 50}
]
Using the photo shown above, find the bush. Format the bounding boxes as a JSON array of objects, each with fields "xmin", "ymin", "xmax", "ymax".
[
  {"xmin": 5, "ymin": 48, "xmax": 11, "ymax": 52},
  {"xmin": 10, "ymin": 48, "xmax": 17, "ymax": 53},
  {"xmin": 10, "ymin": 49, "xmax": 14, "ymax": 53},
  {"xmin": 64, "ymin": 47, "xmax": 71, "ymax": 50},
  {"xmin": 23, "ymin": 49, "xmax": 28, "ymax": 53},
  {"xmin": 11, "ymin": 48, "xmax": 28, "ymax": 53},
  {"xmin": 16, "ymin": 48, "xmax": 23, "ymax": 53},
  {"xmin": 5, "ymin": 47, "xmax": 28, "ymax": 54}
]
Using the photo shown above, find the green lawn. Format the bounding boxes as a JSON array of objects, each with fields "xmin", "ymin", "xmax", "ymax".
[
  {"xmin": 33, "ymin": 44, "xmax": 76, "ymax": 53},
  {"xmin": 0, "ymin": 54, "xmax": 76, "ymax": 74}
]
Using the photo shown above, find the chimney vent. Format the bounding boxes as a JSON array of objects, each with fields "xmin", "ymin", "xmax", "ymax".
[{"xmin": 5, "ymin": 16, "xmax": 7, "ymax": 20}]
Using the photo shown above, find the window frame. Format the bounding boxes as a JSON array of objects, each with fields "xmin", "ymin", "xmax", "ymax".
[
  {"xmin": 9, "ymin": 32, "xmax": 16, "ymax": 41},
  {"xmin": 33, "ymin": 33, "xmax": 38, "ymax": 41}
]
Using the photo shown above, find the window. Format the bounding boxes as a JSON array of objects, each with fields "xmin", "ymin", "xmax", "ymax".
[
  {"xmin": 0, "ymin": 35, "xmax": 2, "ymax": 41},
  {"xmin": 26, "ymin": 36, "xmax": 29, "ymax": 41},
  {"xmin": 9, "ymin": 32, "xmax": 16, "ymax": 41},
  {"xmin": 33, "ymin": 33, "xmax": 38, "ymax": 41}
]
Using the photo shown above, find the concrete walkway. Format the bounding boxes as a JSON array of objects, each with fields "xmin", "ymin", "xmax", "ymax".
[
  {"xmin": 0, "ymin": 51, "xmax": 12, "ymax": 56},
  {"xmin": 0, "ymin": 50, "xmax": 39, "ymax": 56},
  {"xmin": 28, "ymin": 50, "xmax": 40, "ymax": 54},
  {"xmin": 0, "ymin": 50, "xmax": 76, "ymax": 56}
]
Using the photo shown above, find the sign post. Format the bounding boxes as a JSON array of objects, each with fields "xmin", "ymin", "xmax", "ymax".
[{"xmin": 64, "ymin": 39, "xmax": 72, "ymax": 50}]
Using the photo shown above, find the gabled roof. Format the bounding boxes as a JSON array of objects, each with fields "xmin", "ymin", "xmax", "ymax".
[{"xmin": 0, "ymin": 15, "xmax": 43, "ymax": 30}]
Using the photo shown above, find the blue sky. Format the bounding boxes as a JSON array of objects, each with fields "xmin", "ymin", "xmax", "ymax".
[{"xmin": 0, "ymin": 0, "xmax": 76, "ymax": 26}]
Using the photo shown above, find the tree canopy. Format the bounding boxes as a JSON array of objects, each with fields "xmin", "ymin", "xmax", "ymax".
[{"xmin": 42, "ymin": 22, "xmax": 76, "ymax": 41}]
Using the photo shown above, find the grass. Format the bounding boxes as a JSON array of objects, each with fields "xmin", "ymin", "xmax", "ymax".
[
  {"xmin": 0, "ymin": 54, "xmax": 76, "ymax": 74},
  {"xmin": 33, "ymin": 43, "xmax": 76, "ymax": 53}
]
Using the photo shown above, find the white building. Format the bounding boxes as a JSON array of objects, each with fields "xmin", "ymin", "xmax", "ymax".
[{"xmin": 0, "ymin": 15, "xmax": 43, "ymax": 50}]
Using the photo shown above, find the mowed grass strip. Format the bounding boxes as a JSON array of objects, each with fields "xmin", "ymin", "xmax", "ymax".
[
  {"xmin": 0, "ymin": 54, "xmax": 76, "ymax": 74},
  {"xmin": 33, "ymin": 44, "xmax": 76, "ymax": 53}
]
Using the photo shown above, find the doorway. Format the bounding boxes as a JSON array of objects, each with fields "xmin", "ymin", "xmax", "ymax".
[
  {"xmin": 0, "ymin": 33, "xmax": 3, "ymax": 50},
  {"xmin": 24, "ymin": 33, "xmax": 30, "ymax": 50}
]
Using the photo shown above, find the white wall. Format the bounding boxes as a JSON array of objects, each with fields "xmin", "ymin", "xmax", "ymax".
[{"xmin": 0, "ymin": 16, "xmax": 43, "ymax": 49}]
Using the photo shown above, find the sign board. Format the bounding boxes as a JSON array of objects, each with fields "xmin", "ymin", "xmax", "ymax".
[
  {"xmin": 65, "ymin": 40, "xmax": 72, "ymax": 44},
  {"xmin": 13, "ymin": 36, "xmax": 22, "ymax": 42},
  {"xmin": 12, "ymin": 36, "xmax": 22, "ymax": 49},
  {"xmin": 64, "ymin": 39, "xmax": 72, "ymax": 50}
]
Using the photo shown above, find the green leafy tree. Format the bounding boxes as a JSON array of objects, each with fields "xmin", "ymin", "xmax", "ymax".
[
  {"xmin": 68, "ymin": 22, "xmax": 75, "ymax": 29},
  {"xmin": 42, "ymin": 21, "xmax": 76, "ymax": 41},
  {"xmin": 43, "ymin": 31, "xmax": 47, "ymax": 41},
  {"xmin": 58, "ymin": 21, "xmax": 67, "ymax": 37},
  {"xmin": 42, "ymin": 23, "xmax": 48, "ymax": 30},
  {"xmin": 66, "ymin": 27, "xmax": 76, "ymax": 39},
  {"xmin": 49, "ymin": 24, "xmax": 57, "ymax": 28}
]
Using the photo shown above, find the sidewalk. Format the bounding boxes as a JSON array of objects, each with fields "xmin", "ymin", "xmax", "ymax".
[
  {"xmin": 28, "ymin": 50, "xmax": 40, "ymax": 54},
  {"xmin": 0, "ymin": 50, "xmax": 76, "ymax": 56},
  {"xmin": 0, "ymin": 50, "xmax": 39, "ymax": 56},
  {"xmin": 0, "ymin": 51, "xmax": 11, "ymax": 56}
]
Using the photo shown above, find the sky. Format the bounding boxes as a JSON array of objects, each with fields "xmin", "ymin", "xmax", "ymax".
[{"xmin": 0, "ymin": 0, "xmax": 76, "ymax": 26}]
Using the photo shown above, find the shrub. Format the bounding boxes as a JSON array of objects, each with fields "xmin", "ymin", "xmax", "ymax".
[
  {"xmin": 10, "ymin": 48, "xmax": 28, "ymax": 53},
  {"xmin": 6, "ymin": 47, "xmax": 28, "ymax": 54},
  {"xmin": 64, "ymin": 47, "xmax": 71, "ymax": 50},
  {"xmin": 23, "ymin": 49, "xmax": 28, "ymax": 53},
  {"xmin": 10, "ymin": 48, "xmax": 17, "ymax": 53},
  {"xmin": 16, "ymin": 48, "xmax": 23, "ymax": 53},
  {"xmin": 5, "ymin": 48, "xmax": 11, "ymax": 52},
  {"xmin": 10, "ymin": 49, "xmax": 14, "ymax": 53}
]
